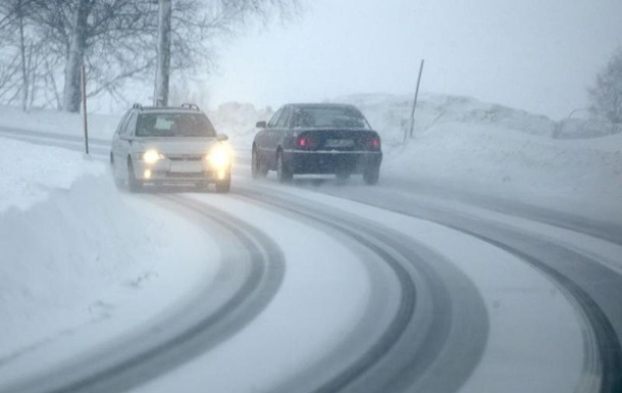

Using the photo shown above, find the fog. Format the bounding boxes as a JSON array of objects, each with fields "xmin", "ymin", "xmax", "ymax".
[{"xmin": 209, "ymin": 0, "xmax": 622, "ymax": 119}]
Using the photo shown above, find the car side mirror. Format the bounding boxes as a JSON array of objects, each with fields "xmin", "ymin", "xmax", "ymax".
[
  {"xmin": 216, "ymin": 134, "xmax": 229, "ymax": 142},
  {"xmin": 256, "ymin": 121, "xmax": 267, "ymax": 129}
]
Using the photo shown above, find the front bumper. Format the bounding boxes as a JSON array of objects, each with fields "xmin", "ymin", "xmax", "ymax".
[
  {"xmin": 283, "ymin": 150, "xmax": 382, "ymax": 174},
  {"xmin": 132, "ymin": 159, "xmax": 229, "ymax": 183}
]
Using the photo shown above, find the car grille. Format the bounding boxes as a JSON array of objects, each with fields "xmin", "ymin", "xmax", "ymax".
[
  {"xmin": 167, "ymin": 154, "xmax": 204, "ymax": 162},
  {"xmin": 166, "ymin": 172, "xmax": 205, "ymax": 178}
]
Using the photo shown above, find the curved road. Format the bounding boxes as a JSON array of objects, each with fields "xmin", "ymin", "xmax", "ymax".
[{"xmin": 0, "ymin": 128, "xmax": 621, "ymax": 392}]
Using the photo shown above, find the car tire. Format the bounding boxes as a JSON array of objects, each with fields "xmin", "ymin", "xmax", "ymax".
[
  {"xmin": 127, "ymin": 160, "xmax": 143, "ymax": 193},
  {"xmin": 363, "ymin": 166, "xmax": 380, "ymax": 185},
  {"xmin": 276, "ymin": 151, "xmax": 293, "ymax": 183},
  {"xmin": 215, "ymin": 175, "xmax": 231, "ymax": 193},
  {"xmin": 252, "ymin": 147, "xmax": 268, "ymax": 179}
]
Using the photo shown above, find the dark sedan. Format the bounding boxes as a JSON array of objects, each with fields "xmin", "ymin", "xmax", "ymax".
[{"xmin": 251, "ymin": 103, "xmax": 383, "ymax": 184}]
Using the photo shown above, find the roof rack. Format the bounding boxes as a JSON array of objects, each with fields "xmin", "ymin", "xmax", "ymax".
[
  {"xmin": 132, "ymin": 103, "xmax": 143, "ymax": 110},
  {"xmin": 181, "ymin": 103, "xmax": 200, "ymax": 110}
]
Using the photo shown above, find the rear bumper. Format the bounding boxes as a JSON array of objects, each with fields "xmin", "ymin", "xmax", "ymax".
[{"xmin": 283, "ymin": 150, "xmax": 382, "ymax": 174}]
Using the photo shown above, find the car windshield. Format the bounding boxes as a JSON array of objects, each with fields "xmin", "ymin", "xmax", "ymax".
[
  {"xmin": 136, "ymin": 113, "xmax": 216, "ymax": 137},
  {"xmin": 294, "ymin": 107, "xmax": 370, "ymax": 129}
]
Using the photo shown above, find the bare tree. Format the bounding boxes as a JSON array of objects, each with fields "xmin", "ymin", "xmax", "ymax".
[
  {"xmin": 63, "ymin": 0, "xmax": 92, "ymax": 112},
  {"xmin": 589, "ymin": 47, "xmax": 622, "ymax": 124},
  {"xmin": 0, "ymin": 0, "xmax": 302, "ymax": 112},
  {"xmin": 12, "ymin": 0, "xmax": 159, "ymax": 112},
  {"xmin": 154, "ymin": 0, "xmax": 301, "ymax": 107},
  {"xmin": 155, "ymin": 0, "xmax": 172, "ymax": 106},
  {"xmin": 0, "ymin": 0, "xmax": 43, "ymax": 110}
]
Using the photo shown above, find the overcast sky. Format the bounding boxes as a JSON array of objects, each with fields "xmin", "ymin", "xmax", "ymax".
[{"xmin": 207, "ymin": 0, "xmax": 622, "ymax": 119}]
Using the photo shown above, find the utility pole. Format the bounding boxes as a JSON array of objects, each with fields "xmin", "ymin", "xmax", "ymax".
[
  {"xmin": 81, "ymin": 65, "xmax": 89, "ymax": 155},
  {"xmin": 18, "ymin": 0, "xmax": 28, "ymax": 111},
  {"xmin": 154, "ymin": 0, "xmax": 172, "ymax": 107},
  {"xmin": 408, "ymin": 59, "xmax": 425, "ymax": 139}
]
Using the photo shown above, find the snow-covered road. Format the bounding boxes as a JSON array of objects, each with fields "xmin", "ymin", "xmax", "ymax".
[{"xmin": 0, "ymin": 124, "xmax": 621, "ymax": 393}]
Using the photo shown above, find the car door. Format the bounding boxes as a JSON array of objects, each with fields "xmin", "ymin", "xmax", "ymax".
[
  {"xmin": 116, "ymin": 112, "xmax": 138, "ymax": 176},
  {"xmin": 111, "ymin": 111, "xmax": 132, "ymax": 174},
  {"xmin": 273, "ymin": 107, "xmax": 293, "ymax": 151},
  {"xmin": 259, "ymin": 107, "xmax": 283, "ymax": 169}
]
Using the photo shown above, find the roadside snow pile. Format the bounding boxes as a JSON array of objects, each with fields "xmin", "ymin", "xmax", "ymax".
[
  {"xmin": 554, "ymin": 118, "xmax": 622, "ymax": 139},
  {"xmin": 0, "ymin": 137, "xmax": 215, "ymax": 364},
  {"xmin": 322, "ymin": 93, "xmax": 621, "ymax": 217},
  {"xmin": 0, "ymin": 139, "xmax": 103, "ymax": 212},
  {"xmin": 337, "ymin": 93, "xmax": 622, "ymax": 146},
  {"xmin": 0, "ymin": 106, "xmax": 120, "ymax": 141},
  {"xmin": 383, "ymin": 122, "xmax": 622, "ymax": 218},
  {"xmin": 208, "ymin": 102, "xmax": 273, "ymax": 147}
]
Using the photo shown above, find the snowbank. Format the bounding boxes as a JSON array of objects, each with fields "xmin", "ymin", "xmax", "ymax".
[
  {"xmin": 0, "ymin": 106, "xmax": 120, "ymax": 141},
  {"xmin": 315, "ymin": 94, "xmax": 621, "ymax": 221},
  {"xmin": 0, "ymin": 139, "xmax": 103, "ymax": 212},
  {"xmin": 207, "ymin": 102, "xmax": 273, "ymax": 148},
  {"xmin": 0, "ymin": 137, "xmax": 217, "ymax": 364},
  {"xmin": 337, "ymin": 93, "xmax": 622, "ymax": 145},
  {"xmin": 383, "ymin": 123, "xmax": 622, "ymax": 213}
]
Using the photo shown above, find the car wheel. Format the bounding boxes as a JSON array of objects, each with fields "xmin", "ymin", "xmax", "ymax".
[
  {"xmin": 127, "ymin": 159, "xmax": 143, "ymax": 192},
  {"xmin": 363, "ymin": 166, "xmax": 380, "ymax": 185},
  {"xmin": 252, "ymin": 147, "xmax": 268, "ymax": 179},
  {"xmin": 276, "ymin": 151, "xmax": 293, "ymax": 183},
  {"xmin": 215, "ymin": 175, "xmax": 231, "ymax": 193}
]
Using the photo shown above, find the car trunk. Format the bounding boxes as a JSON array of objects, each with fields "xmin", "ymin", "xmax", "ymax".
[{"xmin": 294, "ymin": 129, "xmax": 381, "ymax": 152}]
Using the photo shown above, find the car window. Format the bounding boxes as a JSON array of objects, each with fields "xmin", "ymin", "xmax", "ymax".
[
  {"xmin": 135, "ymin": 113, "xmax": 216, "ymax": 137},
  {"xmin": 275, "ymin": 107, "xmax": 291, "ymax": 128},
  {"xmin": 267, "ymin": 108, "xmax": 284, "ymax": 128},
  {"xmin": 294, "ymin": 107, "xmax": 370, "ymax": 129},
  {"xmin": 115, "ymin": 112, "xmax": 131, "ymax": 135},
  {"xmin": 123, "ymin": 113, "xmax": 138, "ymax": 136}
]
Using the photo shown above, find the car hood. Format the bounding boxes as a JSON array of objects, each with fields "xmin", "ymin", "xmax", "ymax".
[{"xmin": 136, "ymin": 138, "xmax": 221, "ymax": 155}]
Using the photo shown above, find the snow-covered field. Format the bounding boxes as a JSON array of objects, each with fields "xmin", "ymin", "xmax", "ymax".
[
  {"xmin": 383, "ymin": 122, "xmax": 622, "ymax": 221},
  {"xmin": 0, "ymin": 138, "xmax": 219, "ymax": 373},
  {"xmin": 0, "ymin": 92, "xmax": 620, "ymax": 388},
  {"xmin": 333, "ymin": 94, "xmax": 622, "ymax": 220}
]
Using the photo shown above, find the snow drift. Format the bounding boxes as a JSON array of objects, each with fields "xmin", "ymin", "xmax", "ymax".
[{"xmin": 0, "ymin": 138, "xmax": 217, "ymax": 364}]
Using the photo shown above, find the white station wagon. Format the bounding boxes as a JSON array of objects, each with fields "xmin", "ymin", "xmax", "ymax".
[{"xmin": 110, "ymin": 103, "xmax": 231, "ymax": 193}]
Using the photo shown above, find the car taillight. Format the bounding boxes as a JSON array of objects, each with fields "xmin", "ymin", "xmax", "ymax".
[
  {"xmin": 296, "ymin": 136, "xmax": 317, "ymax": 149},
  {"xmin": 363, "ymin": 136, "xmax": 381, "ymax": 149}
]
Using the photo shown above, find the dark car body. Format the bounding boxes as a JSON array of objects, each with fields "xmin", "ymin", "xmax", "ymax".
[
  {"xmin": 251, "ymin": 103, "xmax": 383, "ymax": 184},
  {"xmin": 110, "ymin": 104, "xmax": 231, "ymax": 193}
]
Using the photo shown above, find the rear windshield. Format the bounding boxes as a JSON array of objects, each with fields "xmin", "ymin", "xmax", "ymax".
[
  {"xmin": 136, "ymin": 113, "xmax": 216, "ymax": 137},
  {"xmin": 293, "ymin": 106, "xmax": 370, "ymax": 129}
]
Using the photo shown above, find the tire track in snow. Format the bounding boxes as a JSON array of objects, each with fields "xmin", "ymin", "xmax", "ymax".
[
  {"xmin": 234, "ymin": 187, "xmax": 489, "ymax": 393},
  {"xmin": 1, "ymin": 195, "xmax": 285, "ymax": 393},
  {"xmin": 303, "ymin": 183, "xmax": 622, "ymax": 393}
]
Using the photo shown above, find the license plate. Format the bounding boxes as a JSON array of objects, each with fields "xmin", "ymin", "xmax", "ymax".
[
  {"xmin": 170, "ymin": 161, "xmax": 202, "ymax": 173},
  {"xmin": 325, "ymin": 139, "xmax": 354, "ymax": 148}
]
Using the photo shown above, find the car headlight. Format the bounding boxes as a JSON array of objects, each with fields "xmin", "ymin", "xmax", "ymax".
[
  {"xmin": 207, "ymin": 145, "xmax": 230, "ymax": 168},
  {"xmin": 140, "ymin": 149, "xmax": 165, "ymax": 164}
]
